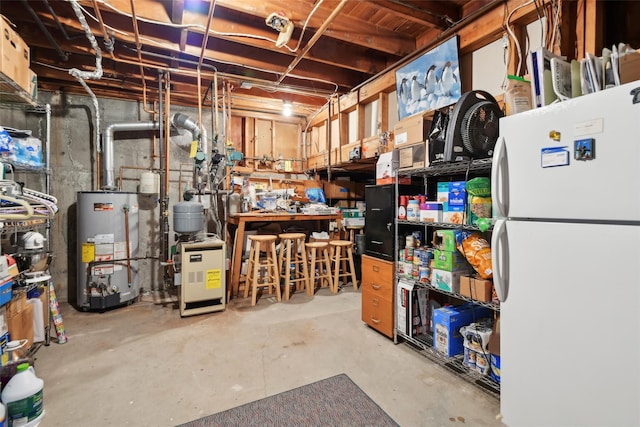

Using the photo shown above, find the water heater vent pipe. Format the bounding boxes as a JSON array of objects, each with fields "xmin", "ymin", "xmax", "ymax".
[{"xmin": 102, "ymin": 121, "xmax": 159, "ymax": 190}]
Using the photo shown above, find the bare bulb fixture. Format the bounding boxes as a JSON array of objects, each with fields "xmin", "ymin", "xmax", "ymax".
[{"xmin": 282, "ymin": 102, "xmax": 293, "ymax": 117}]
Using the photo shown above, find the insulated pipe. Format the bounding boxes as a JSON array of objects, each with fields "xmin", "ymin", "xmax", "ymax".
[{"xmin": 102, "ymin": 121, "xmax": 160, "ymax": 190}]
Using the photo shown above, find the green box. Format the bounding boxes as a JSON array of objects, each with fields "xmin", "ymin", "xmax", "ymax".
[
  {"xmin": 433, "ymin": 249, "xmax": 468, "ymax": 271},
  {"xmin": 433, "ymin": 229, "xmax": 458, "ymax": 252}
]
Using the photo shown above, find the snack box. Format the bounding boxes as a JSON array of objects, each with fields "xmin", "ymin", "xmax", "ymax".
[
  {"xmin": 433, "ymin": 249, "xmax": 469, "ymax": 272},
  {"xmin": 432, "ymin": 229, "xmax": 459, "ymax": 252},
  {"xmin": 432, "ymin": 268, "xmax": 464, "ymax": 293}
]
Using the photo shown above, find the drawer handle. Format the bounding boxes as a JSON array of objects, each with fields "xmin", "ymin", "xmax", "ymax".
[
  {"xmin": 373, "ymin": 265, "xmax": 379, "ymax": 272},
  {"xmin": 371, "ymin": 283, "xmax": 381, "ymax": 290},
  {"xmin": 372, "ymin": 298, "xmax": 379, "ymax": 306},
  {"xmin": 370, "ymin": 316, "xmax": 381, "ymax": 324}
]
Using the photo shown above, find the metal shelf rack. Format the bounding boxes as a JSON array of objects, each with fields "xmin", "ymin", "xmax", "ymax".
[
  {"xmin": 397, "ymin": 275, "xmax": 500, "ymax": 311},
  {"xmin": 396, "ymin": 330, "xmax": 500, "ymax": 399}
]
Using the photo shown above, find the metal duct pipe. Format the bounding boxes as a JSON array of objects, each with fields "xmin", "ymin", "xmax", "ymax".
[
  {"xmin": 102, "ymin": 121, "xmax": 160, "ymax": 190},
  {"xmin": 170, "ymin": 113, "xmax": 201, "ymax": 141}
]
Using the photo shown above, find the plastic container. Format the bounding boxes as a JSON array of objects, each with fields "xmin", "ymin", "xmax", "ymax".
[
  {"xmin": 398, "ymin": 196, "xmax": 407, "ymax": 220},
  {"xmin": 27, "ymin": 298, "xmax": 44, "ymax": 343},
  {"xmin": 1, "ymin": 363, "xmax": 44, "ymax": 427},
  {"xmin": 407, "ymin": 199, "xmax": 420, "ymax": 220},
  {"xmin": 139, "ymin": 171, "xmax": 159, "ymax": 194},
  {"xmin": 228, "ymin": 192, "xmax": 241, "ymax": 215}
]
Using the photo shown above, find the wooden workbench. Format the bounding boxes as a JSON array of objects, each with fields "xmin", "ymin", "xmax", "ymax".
[{"xmin": 227, "ymin": 212, "xmax": 341, "ymax": 301}]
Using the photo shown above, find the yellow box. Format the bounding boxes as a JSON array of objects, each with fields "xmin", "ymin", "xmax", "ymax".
[{"xmin": 0, "ymin": 15, "xmax": 30, "ymax": 91}]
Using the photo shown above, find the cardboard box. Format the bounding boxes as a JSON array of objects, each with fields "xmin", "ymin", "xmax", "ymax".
[
  {"xmin": 433, "ymin": 304, "xmax": 491, "ymax": 357},
  {"xmin": 432, "ymin": 268, "xmax": 464, "ymax": 293},
  {"xmin": 433, "ymin": 249, "xmax": 469, "ymax": 271},
  {"xmin": 419, "ymin": 202, "xmax": 443, "ymax": 223},
  {"xmin": 7, "ymin": 301, "xmax": 33, "ymax": 348},
  {"xmin": 322, "ymin": 180, "xmax": 365, "ymax": 200},
  {"xmin": 393, "ymin": 114, "xmax": 430, "ymax": 147},
  {"xmin": 436, "ymin": 182, "xmax": 449, "ymax": 210},
  {"xmin": 0, "ymin": 15, "xmax": 30, "ymax": 91},
  {"xmin": 620, "ymin": 50, "xmax": 640, "ymax": 84},
  {"xmin": 433, "ymin": 229, "xmax": 458, "ymax": 252},
  {"xmin": 376, "ymin": 150, "xmax": 411, "ymax": 185},
  {"xmin": 444, "ymin": 181, "xmax": 466, "ymax": 224},
  {"xmin": 459, "ymin": 275, "xmax": 493, "ymax": 302},
  {"xmin": 398, "ymin": 142, "xmax": 427, "ymax": 170},
  {"xmin": 396, "ymin": 279, "xmax": 428, "ymax": 338},
  {"xmin": 6, "ymin": 292, "xmax": 26, "ymax": 319}
]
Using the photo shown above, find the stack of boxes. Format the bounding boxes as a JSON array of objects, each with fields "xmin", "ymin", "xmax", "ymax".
[
  {"xmin": 394, "ymin": 113, "xmax": 432, "ymax": 171},
  {"xmin": 431, "ymin": 229, "xmax": 469, "ymax": 293},
  {"xmin": 0, "ymin": 15, "xmax": 36, "ymax": 101}
]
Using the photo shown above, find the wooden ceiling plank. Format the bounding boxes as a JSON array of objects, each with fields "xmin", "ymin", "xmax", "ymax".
[
  {"xmin": 170, "ymin": 0, "xmax": 186, "ymax": 24},
  {"xmin": 374, "ymin": 0, "xmax": 453, "ymax": 29},
  {"xmin": 212, "ymin": 0, "xmax": 415, "ymax": 56}
]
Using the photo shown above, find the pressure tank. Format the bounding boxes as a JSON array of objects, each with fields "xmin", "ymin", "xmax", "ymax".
[
  {"xmin": 76, "ymin": 191, "xmax": 139, "ymax": 311},
  {"xmin": 173, "ymin": 201, "xmax": 204, "ymax": 235}
]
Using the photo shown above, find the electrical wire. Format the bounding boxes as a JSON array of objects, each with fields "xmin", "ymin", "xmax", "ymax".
[{"xmin": 83, "ymin": 2, "xmax": 340, "ymax": 96}]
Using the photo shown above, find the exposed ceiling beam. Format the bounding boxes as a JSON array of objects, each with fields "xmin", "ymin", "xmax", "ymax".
[
  {"xmin": 376, "ymin": 0, "xmax": 457, "ymax": 29},
  {"xmin": 169, "ymin": 0, "xmax": 185, "ymax": 24},
  {"xmin": 212, "ymin": 0, "xmax": 415, "ymax": 56}
]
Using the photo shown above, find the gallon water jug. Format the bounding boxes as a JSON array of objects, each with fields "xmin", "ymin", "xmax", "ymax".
[{"xmin": 1, "ymin": 363, "xmax": 44, "ymax": 427}]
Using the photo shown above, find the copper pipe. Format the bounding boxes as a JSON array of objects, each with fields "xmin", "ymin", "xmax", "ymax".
[
  {"xmin": 214, "ymin": 73, "xmax": 219, "ymax": 137},
  {"xmin": 130, "ymin": 0, "xmax": 157, "ymax": 115},
  {"xmin": 124, "ymin": 207, "xmax": 132, "ymax": 284},
  {"xmin": 198, "ymin": 0, "xmax": 216, "ymax": 68},
  {"xmin": 277, "ymin": 0, "xmax": 348, "ymax": 85},
  {"xmin": 91, "ymin": 0, "xmax": 114, "ymax": 59},
  {"xmin": 164, "ymin": 73, "xmax": 171, "ymax": 195},
  {"xmin": 118, "ymin": 165, "xmax": 193, "ymax": 191}
]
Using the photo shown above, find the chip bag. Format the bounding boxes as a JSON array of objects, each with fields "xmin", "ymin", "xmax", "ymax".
[{"xmin": 455, "ymin": 231, "xmax": 493, "ymax": 279}]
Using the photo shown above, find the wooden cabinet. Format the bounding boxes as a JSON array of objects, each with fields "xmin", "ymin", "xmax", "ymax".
[{"xmin": 361, "ymin": 254, "xmax": 394, "ymax": 338}]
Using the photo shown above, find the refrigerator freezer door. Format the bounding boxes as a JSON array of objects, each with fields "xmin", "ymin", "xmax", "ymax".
[
  {"xmin": 496, "ymin": 81, "xmax": 640, "ymax": 222},
  {"xmin": 499, "ymin": 220, "xmax": 640, "ymax": 427}
]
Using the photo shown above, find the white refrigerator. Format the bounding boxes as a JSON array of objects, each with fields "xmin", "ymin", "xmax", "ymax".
[{"xmin": 491, "ymin": 80, "xmax": 640, "ymax": 427}]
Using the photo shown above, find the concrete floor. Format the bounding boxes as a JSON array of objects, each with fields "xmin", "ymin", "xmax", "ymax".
[{"xmin": 34, "ymin": 286, "xmax": 504, "ymax": 427}]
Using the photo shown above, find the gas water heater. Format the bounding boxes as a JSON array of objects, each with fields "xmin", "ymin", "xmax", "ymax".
[{"xmin": 76, "ymin": 191, "xmax": 139, "ymax": 310}]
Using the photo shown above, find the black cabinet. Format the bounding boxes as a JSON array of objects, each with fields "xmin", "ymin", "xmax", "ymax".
[{"xmin": 364, "ymin": 184, "xmax": 395, "ymax": 261}]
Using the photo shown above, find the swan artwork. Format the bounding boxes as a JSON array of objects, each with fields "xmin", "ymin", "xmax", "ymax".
[
  {"xmin": 439, "ymin": 61, "xmax": 457, "ymax": 96},
  {"xmin": 424, "ymin": 64, "xmax": 438, "ymax": 95}
]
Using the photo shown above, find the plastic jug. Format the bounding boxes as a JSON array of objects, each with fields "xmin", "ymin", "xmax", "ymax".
[{"xmin": 1, "ymin": 363, "xmax": 44, "ymax": 427}]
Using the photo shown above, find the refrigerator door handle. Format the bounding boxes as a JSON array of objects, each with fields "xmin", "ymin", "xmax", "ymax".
[
  {"xmin": 491, "ymin": 218, "xmax": 509, "ymax": 302},
  {"xmin": 491, "ymin": 136, "xmax": 509, "ymax": 218}
]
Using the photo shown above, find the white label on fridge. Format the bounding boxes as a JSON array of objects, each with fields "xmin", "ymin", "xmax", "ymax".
[
  {"xmin": 573, "ymin": 117, "xmax": 604, "ymax": 136},
  {"xmin": 540, "ymin": 146, "xmax": 570, "ymax": 168}
]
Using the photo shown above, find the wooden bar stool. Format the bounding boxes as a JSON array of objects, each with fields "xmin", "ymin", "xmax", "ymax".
[
  {"xmin": 277, "ymin": 232, "xmax": 310, "ymax": 300},
  {"xmin": 244, "ymin": 235, "xmax": 281, "ymax": 306},
  {"xmin": 329, "ymin": 240, "xmax": 358, "ymax": 291},
  {"xmin": 306, "ymin": 241, "xmax": 334, "ymax": 293}
]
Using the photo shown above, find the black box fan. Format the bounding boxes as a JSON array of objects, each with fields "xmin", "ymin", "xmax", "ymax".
[{"xmin": 442, "ymin": 90, "xmax": 503, "ymax": 162}]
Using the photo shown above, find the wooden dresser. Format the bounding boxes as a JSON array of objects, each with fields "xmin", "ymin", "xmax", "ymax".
[{"xmin": 361, "ymin": 255, "xmax": 394, "ymax": 338}]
